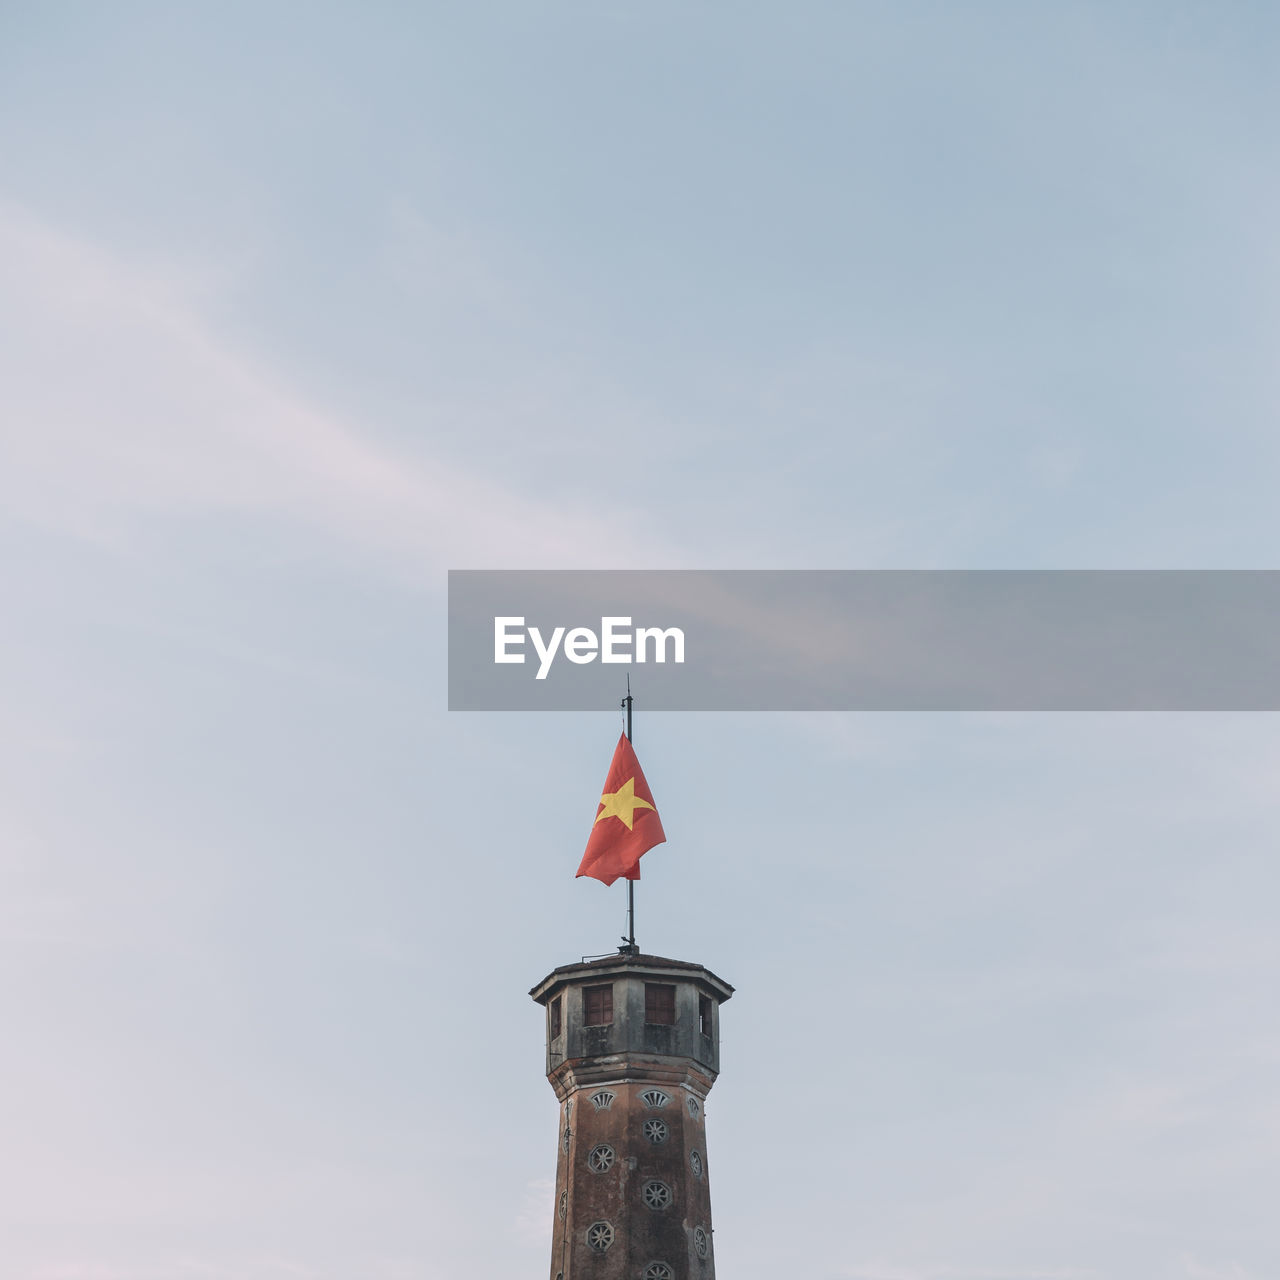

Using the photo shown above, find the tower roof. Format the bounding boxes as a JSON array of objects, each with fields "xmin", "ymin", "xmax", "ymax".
[{"xmin": 529, "ymin": 952, "xmax": 734, "ymax": 1006}]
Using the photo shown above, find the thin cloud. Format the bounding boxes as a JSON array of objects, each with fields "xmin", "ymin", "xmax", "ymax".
[
  {"xmin": 841, "ymin": 1265, "xmax": 1098, "ymax": 1280},
  {"xmin": 26, "ymin": 1263, "xmax": 321, "ymax": 1280},
  {"xmin": 0, "ymin": 204, "xmax": 664, "ymax": 572},
  {"xmin": 1181, "ymin": 1259, "xmax": 1261, "ymax": 1280},
  {"xmin": 512, "ymin": 1175, "xmax": 555, "ymax": 1250}
]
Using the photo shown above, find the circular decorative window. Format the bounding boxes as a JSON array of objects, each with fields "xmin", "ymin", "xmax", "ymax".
[
  {"xmin": 587, "ymin": 1144, "xmax": 616, "ymax": 1174},
  {"xmin": 643, "ymin": 1264, "xmax": 674, "ymax": 1280},
  {"xmin": 586, "ymin": 1221, "xmax": 615, "ymax": 1252},
  {"xmin": 642, "ymin": 1117, "xmax": 669, "ymax": 1144},
  {"xmin": 694, "ymin": 1225, "xmax": 710, "ymax": 1259},
  {"xmin": 639, "ymin": 1088, "xmax": 670, "ymax": 1109},
  {"xmin": 590, "ymin": 1089, "xmax": 615, "ymax": 1111},
  {"xmin": 558, "ymin": 1190, "xmax": 567, "ymax": 1221},
  {"xmin": 690, "ymin": 1149, "xmax": 703, "ymax": 1177},
  {"xmin": 562, "ymin": 1126, "xmax": 571, "ymax": 1153},
  {"xmin": 641, "ymin": 1179, "xmax": 673, "ymax": 1210},
  {"xmin": 686, "ymin": 1094, "xmax": 701, "ymax": 1120}
]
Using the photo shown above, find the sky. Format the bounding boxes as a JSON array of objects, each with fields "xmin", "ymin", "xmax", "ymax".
[{"xmin": 1, "ymin": 3, "xmax": 1278, "ymax": 1278}]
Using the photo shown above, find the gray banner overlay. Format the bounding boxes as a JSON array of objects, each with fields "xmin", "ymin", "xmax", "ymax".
[{"xmin": 448, "ymin": 571, "xmax": 1280, "ymax": 711}]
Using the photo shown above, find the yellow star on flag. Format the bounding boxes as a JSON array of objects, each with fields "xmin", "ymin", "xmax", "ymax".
[
  {"xmin": 577, "ymin": 734, "xmax": 666, "ymax": 885},
  {"xmin": 594, "ymin": 776, "xmax": 655, "ymax": 832}
]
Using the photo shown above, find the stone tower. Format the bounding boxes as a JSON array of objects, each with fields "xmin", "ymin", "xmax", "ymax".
[{"xmin": 530, "ymin": 952, "xmax": 734, "ymax": 1280}]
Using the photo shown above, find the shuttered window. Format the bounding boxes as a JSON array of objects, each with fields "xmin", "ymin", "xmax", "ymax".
[
  {"xmin": 550, "ymin": 996, "xmax": 562, "ymax": 1039},
  {"xmin": 645, "ymin": 983, "xmax": 676, "ymax": 1025},
  {"xmin": 583, "ymin": 984, "xmax": 613, "ymax": 1026},
  {"xmin": 699, "ymin": 994, "xmax": 712, "ymax": 1037}
]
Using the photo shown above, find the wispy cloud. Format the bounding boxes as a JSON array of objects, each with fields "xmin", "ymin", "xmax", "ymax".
[
  {"xmin": 25, "ymin": 1261, "xmax": 321, "ymax": 1280},
  {"xmin": 840, "ymin": 1264, "xmax": 1098, "ymax": 1280},
  {"xmin": 0, "ymin": 204, "xmax": 665, "ymax": 572},
  {"xmin": 512, "ymin": 1175, "xmax": 555, "ymax": 1251},
  {"xmin": 1181, "ymin": 1258, "xmax": 1262, "ymax": 1280}
]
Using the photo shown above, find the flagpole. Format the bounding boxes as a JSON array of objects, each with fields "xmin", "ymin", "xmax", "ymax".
[{"xmin": 622, "ymin": 676, "xmax": 637, "ymax": 955}]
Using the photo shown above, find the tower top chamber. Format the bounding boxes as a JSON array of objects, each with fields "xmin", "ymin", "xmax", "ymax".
[{"xmin": 531, "ymin": 952, "xmax": 734, "ymax": 1090}]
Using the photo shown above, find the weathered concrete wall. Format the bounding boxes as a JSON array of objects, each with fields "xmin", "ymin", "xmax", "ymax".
[{"xmin": 537, "ymin": 956, "xmax": 730, "ymax": 1079}]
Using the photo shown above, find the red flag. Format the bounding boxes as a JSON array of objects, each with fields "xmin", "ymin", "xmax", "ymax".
[{"xmin": 576, "ymin": 733, "xmax": 667, "ymax": 886}]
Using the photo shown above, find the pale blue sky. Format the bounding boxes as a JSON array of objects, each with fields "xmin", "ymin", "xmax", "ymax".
[{"xmin": 1, "ymin": 4, "xmax": 1278, "ymax": 1279}]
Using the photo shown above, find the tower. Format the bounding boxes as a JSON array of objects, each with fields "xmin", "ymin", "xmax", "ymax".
[{"xmin": 530, "ymin": 952, "xmax": 734, "ymax": 1280}]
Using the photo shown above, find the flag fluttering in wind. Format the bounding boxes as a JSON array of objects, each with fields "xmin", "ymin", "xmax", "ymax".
[{"xmin": 576, "ymin": 733, "xmax": 666, "ymax": 886}]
